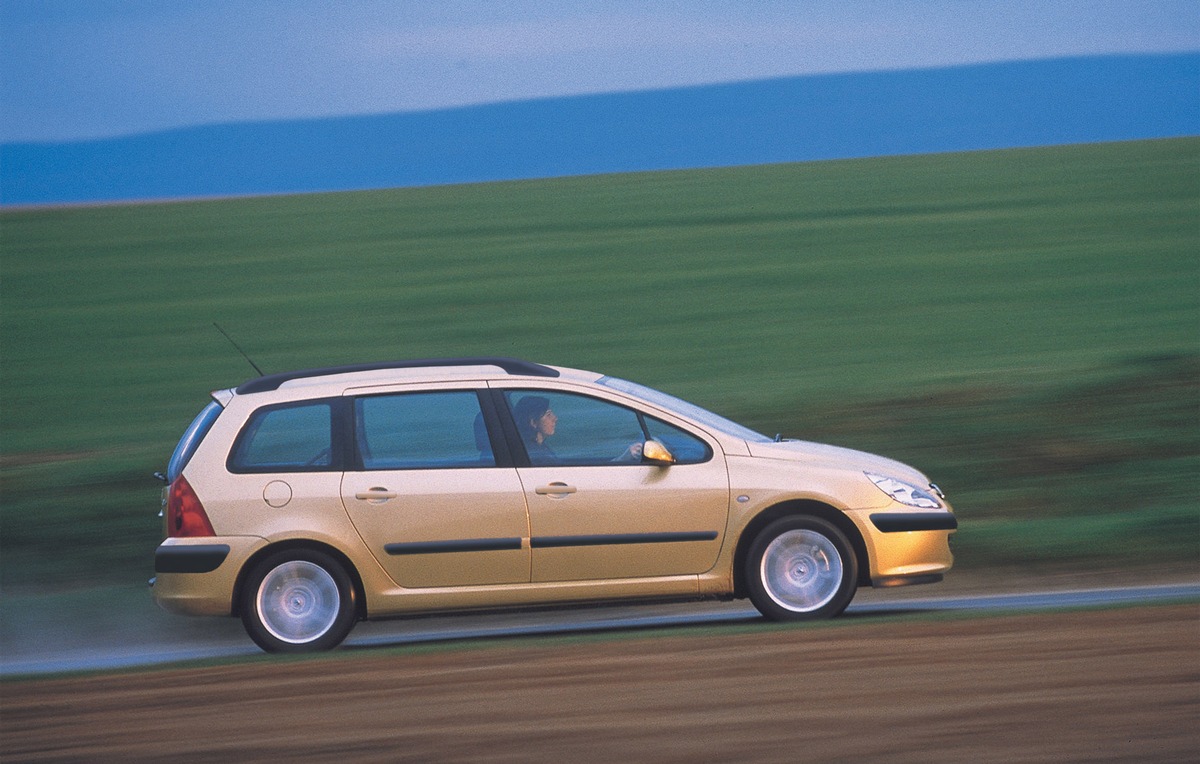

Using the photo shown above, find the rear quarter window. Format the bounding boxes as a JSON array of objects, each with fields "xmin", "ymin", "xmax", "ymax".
[{"xmin": 229, "ymin": 400, "xmax": 335, "ymax": 472}]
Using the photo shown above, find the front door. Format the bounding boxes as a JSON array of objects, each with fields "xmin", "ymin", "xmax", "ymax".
[{"xmin": 500, "ymin": 389, "xmax": 729, "ymax": 583}]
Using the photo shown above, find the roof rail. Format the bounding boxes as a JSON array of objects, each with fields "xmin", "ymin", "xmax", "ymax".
[{"xmin": 236, "ymin": 357, "xmax": 559, "ymax": 394}]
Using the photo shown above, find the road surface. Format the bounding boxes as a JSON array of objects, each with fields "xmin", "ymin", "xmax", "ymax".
[
  {"xmin": 2, "ymin": 581, "xmax": 1196, "ymax": 676},
  {"xmin": 2, "ymin": 592, "xmax": 1196, "ymax": 762}
]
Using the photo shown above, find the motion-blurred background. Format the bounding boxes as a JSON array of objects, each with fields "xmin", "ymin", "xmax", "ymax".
[{"xmin": 1, "ymin": 3, "xmax": 1197, "ymax": 612}]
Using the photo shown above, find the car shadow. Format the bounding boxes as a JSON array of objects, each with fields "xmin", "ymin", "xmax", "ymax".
[{"xmin": 338, "ymin": 603, "xmax": 944, "ymax": 653}]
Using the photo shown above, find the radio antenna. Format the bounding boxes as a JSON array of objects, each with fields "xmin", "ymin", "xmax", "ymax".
[{"xmin": 213, "ymin": 322, "xmax": 265, "ymax": 376}]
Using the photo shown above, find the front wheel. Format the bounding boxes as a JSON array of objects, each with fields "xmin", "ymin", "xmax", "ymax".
[
  {"xmin": 241, "ymin": 549, "xmax": 358, "ymax": 653},
  {"xmin": 745, "ymin": 516, "xmax": 858, "ymax": 621}
]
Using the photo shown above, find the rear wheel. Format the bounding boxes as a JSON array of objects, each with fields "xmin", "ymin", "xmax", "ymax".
[
  {"xmin": 241, "ymin": 549, "xmax": 357, "ymax": 653},
  {"xmin": 745, "ymin": 516, "xmax": 858, "ymax": 621}
]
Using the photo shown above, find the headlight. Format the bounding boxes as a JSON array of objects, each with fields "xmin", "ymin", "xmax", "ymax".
[{"xmin": 866, "ymin": 472, "xmax": 944, "ymax": 509}]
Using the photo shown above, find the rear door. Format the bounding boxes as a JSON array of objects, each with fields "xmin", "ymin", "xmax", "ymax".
[{"xmin": 339, "ymin": 386, "xmax": 530, "ymax": 588}]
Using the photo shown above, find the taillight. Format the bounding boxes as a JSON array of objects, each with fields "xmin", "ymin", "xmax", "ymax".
[{"xmin": 166, "ymin": 476, "xmax": 216, "ymax": 537}]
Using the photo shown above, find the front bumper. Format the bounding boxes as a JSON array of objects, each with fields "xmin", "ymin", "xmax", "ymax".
[
  {"xmin": 847, "ymin": 504, "xmax": 957, "ymax": 586},
  {"xmin": 869, "ymin": 512, "xmax": 958, "ymax": 533}
]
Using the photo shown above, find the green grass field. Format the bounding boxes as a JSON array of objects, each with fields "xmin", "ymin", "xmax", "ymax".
[{"xmin": 1, "ymin": 137, "xmax": 1197, "ymax": 589}]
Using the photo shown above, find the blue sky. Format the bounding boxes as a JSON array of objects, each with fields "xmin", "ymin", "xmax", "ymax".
[{"xmin": 3, "ymin": 0, "xmax": 1198, "ymax": 143}]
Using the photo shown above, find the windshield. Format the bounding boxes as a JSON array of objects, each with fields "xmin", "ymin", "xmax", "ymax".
[
  {"xmin": 597, "ymin": 376, "xmax": 772, "ymax": 443},
  {"xmin": 167, "ymin": 400, "xmax": 224, "ymax": 482}
]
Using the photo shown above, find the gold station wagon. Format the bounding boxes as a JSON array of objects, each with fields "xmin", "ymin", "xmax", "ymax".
[{"xmin": 151, "ymin": 357, "xmax": 956, "ymax": 652}]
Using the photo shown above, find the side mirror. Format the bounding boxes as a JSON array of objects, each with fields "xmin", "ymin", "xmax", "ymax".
[{"xmin": 641, "ymin": 439, "xmax": 676, "ymax": 466}]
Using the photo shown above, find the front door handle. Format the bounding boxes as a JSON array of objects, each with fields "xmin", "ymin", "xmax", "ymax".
[
  {"xmin": 356, "ymin": 488, "xmax": 398, "ymax": 503},
  {"xmin": 535, "ymin": 482, "xmax": 577, "ymax": 496}
]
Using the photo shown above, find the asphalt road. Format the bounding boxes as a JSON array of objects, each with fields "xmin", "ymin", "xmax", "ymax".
[{"xmin": 3, "ymin": 582, "xmax": 1196, "ymax": 677}]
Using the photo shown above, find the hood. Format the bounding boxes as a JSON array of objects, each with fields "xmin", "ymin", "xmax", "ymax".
[{"xmin": 746, "ymin": 439, "xmax": 928, "ymax": 483}]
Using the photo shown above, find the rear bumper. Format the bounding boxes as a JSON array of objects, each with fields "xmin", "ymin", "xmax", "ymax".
[
  {"xmin": 154, "ymin": 543, "xmax": 230, "ymax": 573},
  {"xmin": 151, "ymin": 536, "xmax": 265, "ymax": 616}
]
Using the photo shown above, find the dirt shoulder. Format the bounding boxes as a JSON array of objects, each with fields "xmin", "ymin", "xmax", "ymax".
[{"xmin": 3, "ymin": 603, "xmax": 1197, "ymax": 763}]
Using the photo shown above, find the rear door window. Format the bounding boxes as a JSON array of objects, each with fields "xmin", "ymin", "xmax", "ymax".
[{"xmin": 355, "ymin": 391, "xmax": 494, "ymax": 470}]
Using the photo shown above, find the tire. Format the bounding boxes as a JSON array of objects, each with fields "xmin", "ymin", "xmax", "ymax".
[
  {"xmin": 745, "ymin": 516, "xmax": 858, "ymax": 621},
  {"xmin": 241, "ymin": 549, "xmax": 358, "ymax": 653}
]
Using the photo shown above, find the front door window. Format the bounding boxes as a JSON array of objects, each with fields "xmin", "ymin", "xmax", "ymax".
[{"xmin": 503, "ymin": 390, "xmax": 709, "ymax": 466}]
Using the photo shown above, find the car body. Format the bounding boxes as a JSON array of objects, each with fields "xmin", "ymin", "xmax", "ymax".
[{"xmin": 151, "ymin": 357, "xmax": 956, "ymax": 652}]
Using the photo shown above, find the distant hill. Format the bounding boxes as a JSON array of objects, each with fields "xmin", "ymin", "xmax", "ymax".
[{"xmin": 2, "ymin": 53, "xmax": 1197, "ymax": 206}]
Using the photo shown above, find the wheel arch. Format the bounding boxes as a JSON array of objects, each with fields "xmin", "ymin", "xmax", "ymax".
[
  {"xmin": 732, "ymin": 500, "xmax": 871, "ymax": 598},
  {"xmin": 231, "ymin": 540, "xmax": 367, "ymax": 620}
]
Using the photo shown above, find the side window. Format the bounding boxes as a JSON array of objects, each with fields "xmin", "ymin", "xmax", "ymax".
[
  {"xmin": 230, "ymin": 401, "xmax": 333, "ymax": 472},
  {"xmin": 168, "ymin": 400, "xmax": 224, "ymax": 482},
  {"xmin": 644, "ymin": 416, "xmax": 712, "ymax": 464},
  {"xmin": 355, "ymin": 391, "xmax": 494, "ymax": 470},
  {"xmin": 504, "ymin": 391, "xmax": 646, "ymax": 467}
]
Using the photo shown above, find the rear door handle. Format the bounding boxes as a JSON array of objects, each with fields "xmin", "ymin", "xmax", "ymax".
[{"xmin": 535, "ymin": 483, "xmax": 577, "ymax": 496}]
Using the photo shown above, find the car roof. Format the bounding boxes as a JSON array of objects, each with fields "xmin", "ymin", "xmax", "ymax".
[{"xmin": 233, "ymin": 357, "xmax": 574, "ymax": 395}]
